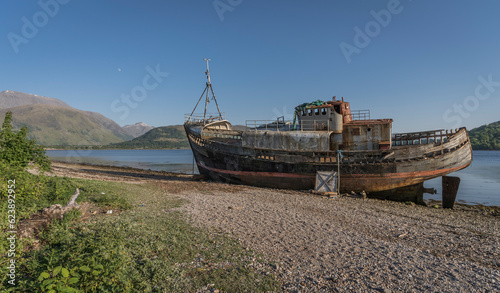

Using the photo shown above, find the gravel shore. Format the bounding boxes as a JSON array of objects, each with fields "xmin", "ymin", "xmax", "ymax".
[
  {"xmin": 49, "ymin": 162, "xmax": 500, "ymax": 292},
  {"xmin": 177, "ymin": 187, "xmax": 499, "ymax": 292}
]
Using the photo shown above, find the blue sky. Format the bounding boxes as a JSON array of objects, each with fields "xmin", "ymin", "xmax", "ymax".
[{"xmin": 1, "ymin": 0, "xmax": 500, "ymax": 133}]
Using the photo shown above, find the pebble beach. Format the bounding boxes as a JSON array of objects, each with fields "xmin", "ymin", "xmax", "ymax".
[
  {"xmin": 50, "ymin": 162, "xmax": 500, "ymax": 292},
  {"xmin": 178, "ymin": 186, "xmax": 499, "ymax": 292}
]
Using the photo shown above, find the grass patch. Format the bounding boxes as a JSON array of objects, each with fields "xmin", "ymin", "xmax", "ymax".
[
  {"xmin": 1, "ymin": 178, "xmax": 280, "ymax": 292},
  {"xmin": 70, "ymin": 178, "xmax": 133, "ymax": 210}
]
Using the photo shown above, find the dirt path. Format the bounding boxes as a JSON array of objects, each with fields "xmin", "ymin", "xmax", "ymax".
[{"xmin": 50, "ymin": 161, "xmax": 500, "ymax": 292}]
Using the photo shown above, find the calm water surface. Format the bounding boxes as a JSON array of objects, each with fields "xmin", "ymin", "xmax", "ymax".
[
  {"xmin": 46, "ymin": 149, "xmax": 500, "ymax": 206},
  {"xmin": 47, "ymin": 149, "xmax": 197, "ymax": 174},
  {"xmin": 423, "ymin": 151, "xmax": 500, "ymax": 206}
]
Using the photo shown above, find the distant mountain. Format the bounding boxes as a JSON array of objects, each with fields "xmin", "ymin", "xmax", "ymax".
[
  {"xmin": 0, "ymin": 90, "xmax": 71, "ymax": 109},
  {"xmin": 469, "ymin": 121, "xmax": 500, "ymax": 150},
  {"xmin": 0, "ymin": 91, "xmax": 133, "ymax": 146},
  {"xmin": 108, "ymin": 125, "xmax": 189, "ymax": 149},
  {"xmin": 123, "ymin": 122, "xmax": 155, "ymax": 138}
]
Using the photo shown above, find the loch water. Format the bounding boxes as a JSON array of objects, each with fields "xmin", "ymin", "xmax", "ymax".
[
  {"xmin": 423, "ymin": 150, "xmax": 500, "ymax": 206},
  {"xmin": 47, "ymin": 149, "xmax": 197, "ymax": 175},
  {"xmin": 46, "ymin": 149, "xmax": 500, "ymax": 206}
]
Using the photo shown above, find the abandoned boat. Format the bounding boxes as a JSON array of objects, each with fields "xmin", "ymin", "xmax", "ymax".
[{"xmin": 184, "ymin": 61, "xmax": 472, "ymax": 193}]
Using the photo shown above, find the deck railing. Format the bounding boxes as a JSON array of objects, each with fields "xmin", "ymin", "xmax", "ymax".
[
  {"xmin": 349, "ymin": 109, "xmax": 370, "ymax": 120},
  {"xmin": 392, "ymin": 129, "xmax": 451, "ymax": 146},
  {"xmin": 185, "ymin": 113, "xmax": 225, "ymax": 124},
  {"xmin": 245, "ymin": 119, "xmax": 334, "ymax": 132},
  {"xmin": 245, "ymin": 119, "xmax": 294, "ymax": 131}
]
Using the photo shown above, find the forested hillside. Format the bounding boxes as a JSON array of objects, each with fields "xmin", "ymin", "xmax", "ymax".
[
  {"xmin": 469, "ymin": 121, "xmax": 500, "ymax": 150},
  {"xmin": 108, "ymin": 125, "xmax": 189, "ymax": 149}
]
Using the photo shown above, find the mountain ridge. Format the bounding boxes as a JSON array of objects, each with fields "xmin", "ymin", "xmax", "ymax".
[
  {"xmin": 0, "ymin": 90, "xmax": 71, "ymax": 109},
  {"xmin": 123, "ymin": 122, "xmax": 155, "ymax": 138},
  {"xmin": 0, "ymin": 91, "xmax": 133, "ymax": 146}
]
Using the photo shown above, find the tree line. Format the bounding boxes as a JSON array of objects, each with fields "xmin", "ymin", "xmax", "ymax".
[{"xmin": 468, "ymin": 121, "xmax": 500, "ymax": 150}]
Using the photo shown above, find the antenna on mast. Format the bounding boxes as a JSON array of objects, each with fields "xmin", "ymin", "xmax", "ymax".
[{"xmin": 204, "ymin": 58, "xmax": 211, "ymax": 85}]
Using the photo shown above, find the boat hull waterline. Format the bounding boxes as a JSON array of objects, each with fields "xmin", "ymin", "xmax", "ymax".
[{"xmin": 185, "ymin": 125, "xmax": 472, "ymax": 192}]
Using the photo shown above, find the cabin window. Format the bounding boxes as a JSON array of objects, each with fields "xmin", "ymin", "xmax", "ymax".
[
  {"xmin": 334, "ymin": 105, "xmax": 341, "ymax": 114},
  {"xmin": 315, "ymin": 109, "xmax": 320, "ymax": 115},
  {"xmin": 322, "ymin": 108, "xmax": 327, "ymax": 115},
  {"xmin": 308, "ymin": 110, "xmax": 312, "ymax": 116},
  {"xmin": 302, "ymin": 110, "xmax": 306, "ymax": 116},
  {"xmin": 353, "ymin": 127, "xmax": 361, "ymax": 135}
]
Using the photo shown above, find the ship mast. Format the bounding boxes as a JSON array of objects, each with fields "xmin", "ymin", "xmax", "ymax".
[{"xmin": 188, "ymin": 59, "xmax": 223, "ymax": 125}]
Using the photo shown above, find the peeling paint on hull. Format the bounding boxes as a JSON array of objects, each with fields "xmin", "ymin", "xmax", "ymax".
[{"xmin": 185, "ymin": 125, "xmax": 473, "ymax": 192}]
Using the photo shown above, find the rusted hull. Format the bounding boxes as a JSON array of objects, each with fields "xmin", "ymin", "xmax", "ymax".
[{"xmin": 185, "ymin": 125, "xmax": 472, "ymax": 192}]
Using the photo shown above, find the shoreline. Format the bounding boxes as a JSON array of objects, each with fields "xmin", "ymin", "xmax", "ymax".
[
  {"xmin": 44, "ymin": 147, "xmax": 191, "ymax": 151},
  {"xmin": 47, "ymin": 160, "xmax": 500, "ymax": 211},
  {"xmin": 44, "ymin": 160, "xmax": 500, "ymax": 291}
]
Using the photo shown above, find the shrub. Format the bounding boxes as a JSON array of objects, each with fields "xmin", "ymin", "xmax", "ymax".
[{"xmin": 0, "ymin": 111, "xmax": 51, "ymax": 171}]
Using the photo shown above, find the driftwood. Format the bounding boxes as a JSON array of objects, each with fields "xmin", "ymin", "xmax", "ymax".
[
  {"xmin": 40, "ymin": 188, "xmax": 80, "ymax": 218},
  {"xmin": 65, "ymin": 188, "xmax": 80, "ymax": 208},
  {"xmin": 17, "ymin": 188, "xmax": 81, "ymax": 239}
]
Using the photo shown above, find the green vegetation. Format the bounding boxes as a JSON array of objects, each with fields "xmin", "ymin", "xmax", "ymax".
[
  {"xmin": 45, "ymin": 125, "xmax": 189, "ymax": 150},
  {"xmin": 2, "ymin": 183, "xmax": 278, "ymax": 292},
  {"xmin": 0, "ymin": 112, "xmax": 279, "ymax": 292},
  {"xmin": 106, "ymin": 125, "xmax": 189, "ymax": 149},
  {"xmin": 0, "ymin": 111, "xmax": 51, "ymax": 171},
  {"xmin": 469, "ymin": 121, "xmax": 500, "ymax": 150}
]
